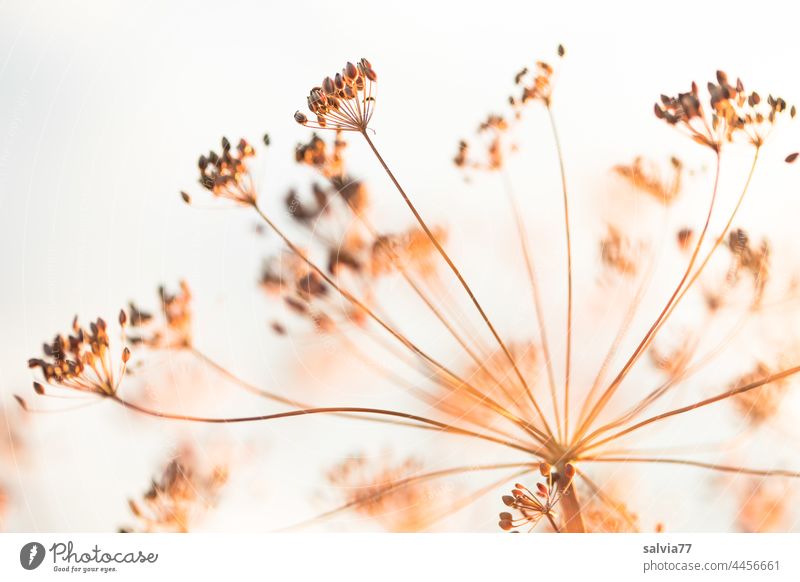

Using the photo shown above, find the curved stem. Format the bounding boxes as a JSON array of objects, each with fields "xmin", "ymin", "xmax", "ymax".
[
  {"xmin": 558, "ymin": 469, "xmax": 585, "ymax": 532},
  {"xmin": 361, "ymin": 130, "xmax": 555, "ymax": 441},
  {"xmin": 251, "ymin": 202, "xmax": 551, "ymax": 446}
]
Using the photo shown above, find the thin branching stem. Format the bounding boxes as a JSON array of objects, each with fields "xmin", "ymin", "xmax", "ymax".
[
  {"xmin": 361, "ymin": 130, "xmax": 555, "ymax": 441},
  {"xmin": 577, "ymin": 364, "xmax": 800, "ymax": 454}
]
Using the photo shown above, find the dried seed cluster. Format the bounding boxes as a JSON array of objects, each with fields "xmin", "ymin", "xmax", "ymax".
[
  {"xmin": 28, "ymin": 317, "xmax": 129, "ymax": 397},
  {"xmin": 295, "ymin": 59, "xmax": 377, "ymax": 132},
  {"xmin": 655, "ymin": 71, "xmax": 795, "ymax": 149},
  {"xmin": 194, "ymin": 137, "xmax": 257, "ymax": 205}
]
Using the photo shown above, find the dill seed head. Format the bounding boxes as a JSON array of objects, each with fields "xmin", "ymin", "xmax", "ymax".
[
  {"xmin": 124, "ymin": 445, "xmax": 228, "ymax": 533},
  {"xmin": 295, "ymin": 58, "xmax": 377, "ymax": 132}
]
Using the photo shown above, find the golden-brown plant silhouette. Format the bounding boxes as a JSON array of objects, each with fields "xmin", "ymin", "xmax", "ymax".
[{"xmin": 24, "ymin": 49, "xmax": 800, "ymax": 532}]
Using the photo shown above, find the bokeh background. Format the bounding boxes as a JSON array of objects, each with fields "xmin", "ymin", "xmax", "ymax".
[{"xmin": 2, "ymin": 0, "xmax": 800, "ymax": 532}]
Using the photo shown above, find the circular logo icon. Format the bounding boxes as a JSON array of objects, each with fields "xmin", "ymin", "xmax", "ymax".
[{"xmin": 20, "ymin": 542, "xmax": 46, "ymax": 570}]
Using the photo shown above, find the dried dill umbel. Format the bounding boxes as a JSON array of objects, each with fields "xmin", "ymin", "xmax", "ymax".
[
  {"xmin": 123, "ymin": 445, "xmax": 228, "ymax": 533},
  {"xmin": 322, "ymin": 453, "xmax": 445, "ymax": 532},
  {"xmin": 25, "ymin": 49, "xmax": 800, "ymax": 533}
]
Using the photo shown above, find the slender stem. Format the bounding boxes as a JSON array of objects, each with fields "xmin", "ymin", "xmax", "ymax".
[
  {"xmin": 190, "ymin": 345, "xmax": 447, "ymax": 430},
  {"xmin": 557, "ymin": 471, "xmax": 585, "ymax": 532},
  {"xmin": 575, "ymin": 151, "xmax": 723, "ymax": 442},
  {"xmin": 545, "ymin": 104, "xmax": 574, "ymax": 443},
  {"xmin": 190, "ymin": 347, "xmax": 301, "ymax": 408},
  {"xmin": 545, "ymin": 512, "xmax": 561, "ymax": 533},
  {"xmin": 577, "ymin": 364, "xmax": 800, "ymax": 454},
  {"xmin": 658, "ymin": 148, "xmax": 760, "ymax": 324},
  {"xmin": 110, "ymin": 396, "xmax": 542, "ymax": 455},
  {"xmin": 361, "ymin": 130, "xmax": 555, "ymax": 441}
]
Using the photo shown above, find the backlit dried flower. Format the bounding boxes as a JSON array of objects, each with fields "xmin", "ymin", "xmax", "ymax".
[
  {"xmin": 124, "ymin": 445, "xmax": 228, "ymax": 533},
  {"xmin": 295, "ymin": 59, "xmax": 377, "ymax": 132},
  {"xmin": 583, "ymin": 497, "xmax": 640, "ymax": 533}
]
